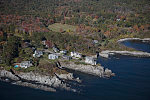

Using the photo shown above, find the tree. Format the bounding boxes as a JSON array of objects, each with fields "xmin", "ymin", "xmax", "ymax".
[{"xmin": 2, "ymin": 36, "xmax": 21, "ymax": 65}]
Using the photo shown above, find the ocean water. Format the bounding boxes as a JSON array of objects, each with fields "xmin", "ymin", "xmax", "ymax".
[
  {"xmin": 121, "ymin": 40, "xmax": 150, "ymax": 53},
  {"xmin": 0, "ymin": 40, "xmax": 150, "ymax": 100}
]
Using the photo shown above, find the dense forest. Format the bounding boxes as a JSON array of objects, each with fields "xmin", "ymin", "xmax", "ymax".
[{"xmin": 0, "ymin": 0, "xmax": 150, "ymax": 66}]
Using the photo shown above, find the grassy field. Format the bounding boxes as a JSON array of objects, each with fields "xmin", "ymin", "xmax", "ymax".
[{"xmin": 48, "ymin": 23, "xmax": 77, "ymax": 33}]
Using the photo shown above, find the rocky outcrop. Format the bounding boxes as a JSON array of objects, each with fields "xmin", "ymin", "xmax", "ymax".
[
  {"xmin": 0, "ymin": 69, "xmax": 79, "ymax": 92},
  {"xmin": 14, "ymin": 81, "xmax": 56, "ymax": 92},
  {"xmin": 104, "ymin": 68, "xmax": 115, "ymax": 77},
  {"xmin": 55, "ymin": 73, "xmax": 74, "ymax": 80},
  {"xmin": 99, "ymin": 50, "xmax": 150, "ymax": 58},
  {"xmin": 99, "ymin": 53, "xmax": 109, "ymax": 58},
  {"xmin": 61, "ymin": 62, "xmax": 115, "ymax": 78},
  {"xmin": 0, "ymin": 70, "xmax": 19, "ymax": 80}
]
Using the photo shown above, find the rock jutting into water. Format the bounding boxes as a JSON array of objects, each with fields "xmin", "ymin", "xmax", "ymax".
[
  {"xmin": 117, "ymin": 38, "xmax": 150, "ymax": 43},
  {"xmin": 61, "ymin": 62, "xmax": 115, "ymax": 78},
  {"xmin": 0, "ymin": 69, "xmax": 80, "ymax": 92},
  {"xmin": 99, "ymin": 38, "xmax": 150, "ymax": 58},
  {"xmin": 99, "ymin": 50, "xmax": 150, "ymax": 58}
]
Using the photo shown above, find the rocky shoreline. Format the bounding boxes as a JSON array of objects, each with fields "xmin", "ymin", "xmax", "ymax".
[
  {"xmin": 118, "ymin": 38, "xmax": 150, "ymax": 43},
  {"xmin": 99, "ymin": 50, "xmax": 150, "ymax": 58},
  {"xmin": 99, "ymin": 38, "xmax": 150, "ymax": 58},
  {"xmin": 0, "ymin": 69, "xmax": 80, "ymax": 92},
  {"xmin": 61, "ymin": 62, "xmax": 115, "ymax": 78},
  {"xmin": 0, "ymin": 57, "xmax": 115, "ymax": 92}
]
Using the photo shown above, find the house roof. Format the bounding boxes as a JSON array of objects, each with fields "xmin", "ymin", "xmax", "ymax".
[
  {"xmin": 21, "ymin": 61, "xmax": 29, "ymax": 63},
  {"xmin": 85, "ymin": 56, "xmax": 94, "ymax": 60}
]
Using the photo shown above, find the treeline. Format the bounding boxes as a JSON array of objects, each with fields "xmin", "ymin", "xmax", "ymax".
[
  {"xmin": 0, "ymin": 0, "xmax": 150, "ymax": 60},
  {"xmin": 0, "ymin": 0, "xmax": 149, "ymax": 40},
  {"xmin": 0, "ymin": 0, "xmax": 149, "ymax": 25}
]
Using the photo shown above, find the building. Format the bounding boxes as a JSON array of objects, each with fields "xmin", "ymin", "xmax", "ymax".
[
  {"xmin": 71, "ymin": 52, "xmax": 82, "ymax": 58},
  {"xmin": 20, "ymin": 61, "xmax": 33, "ymax": 68},
  {"xmin": 48, "ymin": 54, "xmax": 59, "ymax": 60},
  {"xmin": 85, "ymin": 56, "xmax": 97, "ymax": 65},
  {"xmin": 41, "ymin": 37, "xmax": 47, "ymax": 45},
  {"xmin": 42, "ymin": 40, "xmax": 46, "ymax": 45},
  {"xmin": 62, "ymin": 55, "xmax": 72, "ymax": 60},
  {"xmin": 93, "ymin": 40, "xmax": 98, "ymax": 44},
  {"xmin": 116, "ymin": 18, "xmax": 120, "ymax": 21},
  {"xmin": 60, "ymin": 50, "xmax": 67, "ymax": 55},
  {"xmin": 33, "ymin": 50, "xmax": 43, "ymax": 58},
  {"xmin": 53, "ymin": 46, "xmax": 59, "ymax": 53}
]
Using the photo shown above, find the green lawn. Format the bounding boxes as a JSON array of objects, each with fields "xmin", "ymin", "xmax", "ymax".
[{"xmin": 48, "ymin": 23, "xmax": 77, "ymax": 33}]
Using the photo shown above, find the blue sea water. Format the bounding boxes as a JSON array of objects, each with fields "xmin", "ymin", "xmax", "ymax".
[
  {"xmin": 121, "ymin": 40, "xmax": 150, "ymax": 53},
  {"xmin": 0, "ymin": 40, "xmax": 150, "ymax": 100}
]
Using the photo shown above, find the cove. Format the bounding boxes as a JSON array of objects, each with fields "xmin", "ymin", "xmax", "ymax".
[{"xmin": 121, "ymin": 40, "xmax": 150, "ymax": 53}]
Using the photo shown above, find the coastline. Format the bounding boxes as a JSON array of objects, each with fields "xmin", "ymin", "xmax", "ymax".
[
  {"xmin": 0, "ymin": 55, "xmax": 115, "ymax": 92},
  {"xmin": 117, "ymin": 38, "xmax": 150, "ymax": 43},
  {"xmin": 60, "ymin": 61, "xmax": 115, "ymax": 78},
  {"xmin": 0, "ymin": 68, "xmax": 80, "ymax": 92},
  {"xmin": 99, "ymin": 50, "xmax": 150, "ymax": 58},
  {"xmin": 100, "ymin": 38, "xmax": 150, "ymax": 58}
]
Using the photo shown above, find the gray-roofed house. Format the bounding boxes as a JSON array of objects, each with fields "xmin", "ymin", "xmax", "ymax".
[
  {"xmin": 48, "ymin": 54, "xmax": 59, "ymax": 60},
  {"xmin": 60, "ymin": 50, "xmax": 67, "ymax": 55},
  {"xmin": 20, "ymin": 61, "xmax": 33, "ymax": 68},
  {"xmin": 62, "ymin": 55, "xmax": 72, "ymax": 60},
  {"xmin": 85, "ymin": 56, "xmax": 97, "ymax": 65},
  {"xmin": 71, "ymin": 52, "xmax": 82, "ymax": 58},
  {"xmin": 93, "ymin": 40, "xmax": 98, "ymax": 44},
  {"xmin": 53, "ymin": 46, "xmax": 59, "ymax": 53},
  {"xmin": 33, "ymin": 50, "xmax": 43, "ymax": 58}
]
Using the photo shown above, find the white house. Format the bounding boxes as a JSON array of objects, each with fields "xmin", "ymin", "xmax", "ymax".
[
  {"xmin": 93, "ymin": 40, "xmax": 98, "ymax": 44},
  {"xmin": 42, "ymin": 40, "xmax": 46, "ymax": 45},
  {"xmin": 48, "ymin": 54, "xmax": 59, "ymax": 60},
  {"xmin": 85, "ymin": 56, "xmax": 97, "ymax": 65},
  {"xmin": 53, "ymin": 47, "xmax": 59, "ymax": 53},
  {"xmin": 20, "ymin": 61, "xmax": 33, "ymax": 68},
  {"xmin": 60, "ymin": 50, "xmax": 67, "ymax": 55},
  {"xmin": 116, "ymin": 18, "xmax": 120, "ymax": 21},
  {"xmin": 71, "ymin": 52, "xmax": 82, "ymax": 58},
  {"xmin": 62, "ymin": 55, "xmax": 72, "ymax": 60},
  {"xmin": 33, "ymin": 50, "xmax": 43, "ymax": 58}
]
